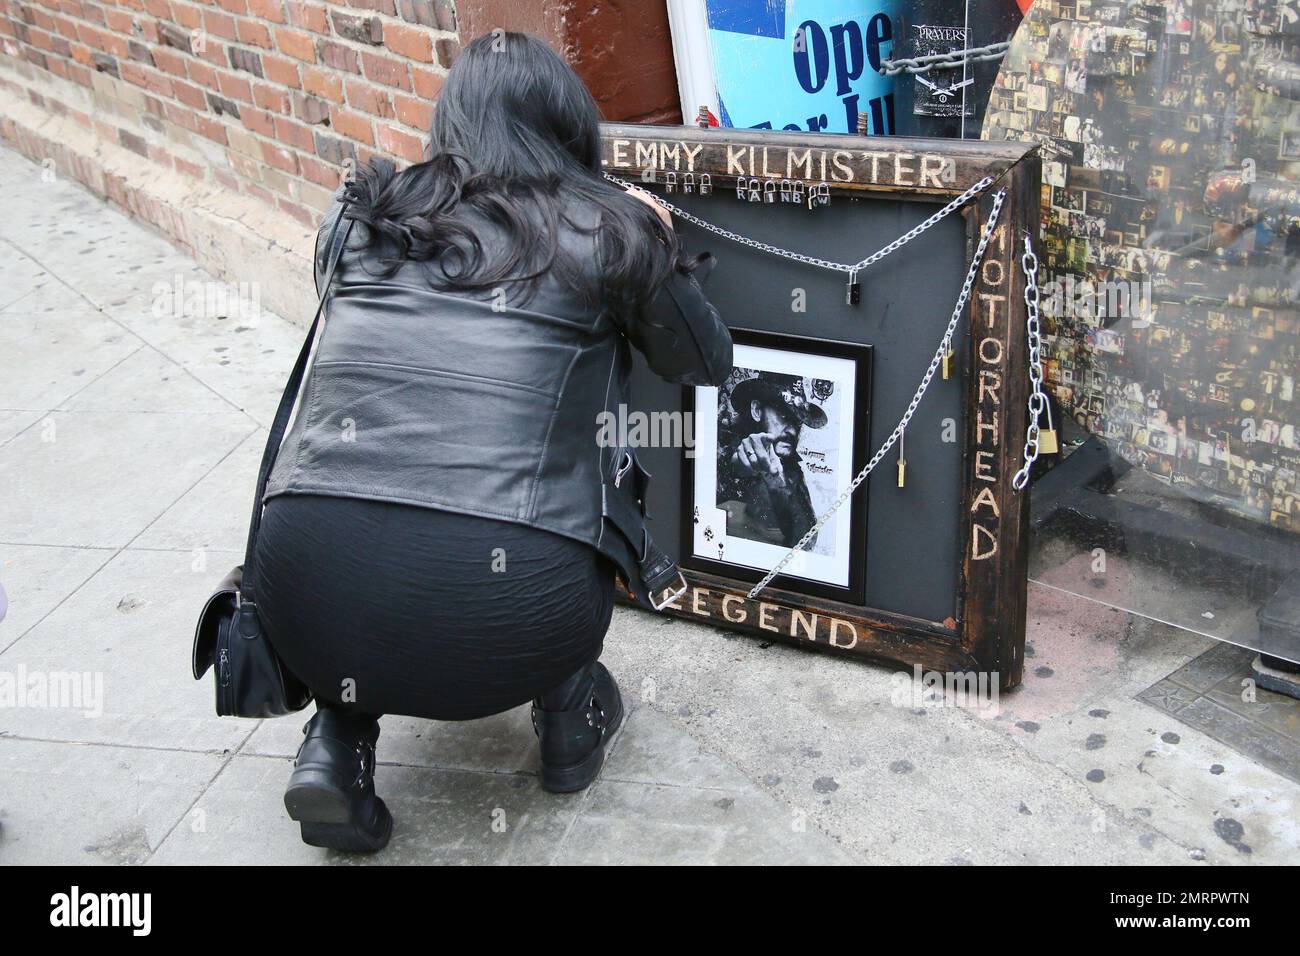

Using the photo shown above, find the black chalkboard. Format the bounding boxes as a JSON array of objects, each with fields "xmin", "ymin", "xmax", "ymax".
[{"xmin": 630, "ymin": 192, "xmax": 967, "ymax": 623}]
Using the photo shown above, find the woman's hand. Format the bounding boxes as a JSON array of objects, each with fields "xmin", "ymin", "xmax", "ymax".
[{"xmin": 624, "ymin": 184, "xmax": 674, "ymax": 231}]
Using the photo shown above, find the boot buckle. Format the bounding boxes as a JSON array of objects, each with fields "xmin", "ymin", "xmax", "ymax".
[{"xmin": 354, "ymin": 741, "xmax": 374, "ymax": 789}]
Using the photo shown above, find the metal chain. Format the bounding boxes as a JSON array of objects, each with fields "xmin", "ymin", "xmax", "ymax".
[
  {"xmin": 603, "ymin": 172, "xmax": 993, "ymax": 276},
  {"xmin": 879, "ymin": 41, "xmax": 1011, "ymax": 76},
  {"xmin": 746, "ymin": 188, "xmax": 1007, "ymax": 599},
  {"xmin": 1012, "ymin": 233, "xmax": 1046, "ymax": 491}
]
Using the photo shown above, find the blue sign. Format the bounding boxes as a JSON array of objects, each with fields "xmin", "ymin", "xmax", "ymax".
[{"xmin": 704, "ymin": 0, "xmax": 900, "ymax": 134}]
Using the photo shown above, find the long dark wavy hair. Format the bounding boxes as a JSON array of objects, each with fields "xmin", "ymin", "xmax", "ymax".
[{"xmin": 341, "ymin": 31, "xmax": 682, "ymax": 313}]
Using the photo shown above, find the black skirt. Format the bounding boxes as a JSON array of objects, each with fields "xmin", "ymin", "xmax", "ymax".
[{"xmin": 255, "ymin": 495, "xmax": 615, "ymax": 721}]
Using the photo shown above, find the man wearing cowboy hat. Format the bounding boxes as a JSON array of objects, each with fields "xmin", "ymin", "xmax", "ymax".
[{"xmin": 718, "ymin": 373, "xmax": 828, "ymax": 550}]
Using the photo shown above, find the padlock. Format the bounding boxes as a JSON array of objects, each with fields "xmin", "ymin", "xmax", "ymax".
[
  {"xmin": 845, "ymin": 269, "xmax": 861, "ymax": 306},
  {"xmin": 1039, "ymin": 402, "xmax": 1059, "ymax": 454}
]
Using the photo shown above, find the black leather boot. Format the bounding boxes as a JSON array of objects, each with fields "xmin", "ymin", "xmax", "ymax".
[
  {"xmin": 283, "ymin": 705, "xmax": 393, "ymax": 852},
  {"xmin": 531, "ymin": 661, "xmax": 624, "ymax": 793}
]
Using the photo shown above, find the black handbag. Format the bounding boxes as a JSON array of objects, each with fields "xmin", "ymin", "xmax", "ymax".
[{"xmin": 191, "ymin": 211, "xmax": 355, "ymax": 717}]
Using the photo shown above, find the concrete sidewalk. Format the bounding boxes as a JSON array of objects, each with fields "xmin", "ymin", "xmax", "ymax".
[{"xmin": 1, "ymin": 144, "xmax": 1296, "ymax": 865}]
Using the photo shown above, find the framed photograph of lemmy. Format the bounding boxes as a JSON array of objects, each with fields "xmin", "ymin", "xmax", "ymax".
[{"xmin": 683, "ymin": 329, "xmax": 871, "ymax": 604}]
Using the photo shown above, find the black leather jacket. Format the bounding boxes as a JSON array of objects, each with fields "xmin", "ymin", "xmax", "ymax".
[{"xmin": 265, "ymin": 195, "xmax": 733, "ymax": 609}]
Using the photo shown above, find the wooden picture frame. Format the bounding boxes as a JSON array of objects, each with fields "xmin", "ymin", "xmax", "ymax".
[{"xmin": 601, "ymin": 122, "xmax": 1041, "ymax": 691}]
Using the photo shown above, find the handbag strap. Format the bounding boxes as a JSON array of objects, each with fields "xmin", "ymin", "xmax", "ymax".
[{"xmin": 240, "ymin": 207, "xmax": 355, "ymax": 607}]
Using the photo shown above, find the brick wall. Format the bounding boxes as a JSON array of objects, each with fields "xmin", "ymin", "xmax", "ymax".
[
  {"xmin": 0, "ymin": 0, "xmax": 460, "ymax": 228},
  {"xmin": 0, "ymin": 0, "xmax": 679, "ymax": 321}
]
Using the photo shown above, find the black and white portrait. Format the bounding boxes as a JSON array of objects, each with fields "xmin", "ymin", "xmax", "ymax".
[
  {"xmin": 717, "ymin": 370, "xmax": 832, "ymax": 552},
  {"xmin": 686, "ymin": 331, "xmax": 870, "ymax": 598}
]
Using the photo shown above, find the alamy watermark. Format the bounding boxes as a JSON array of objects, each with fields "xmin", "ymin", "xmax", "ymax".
[
  {"xmin": 0, "ymin": 665, "xmax": 104, "ymax": 718},
  {"xmin": 50, "ymin": 886, "xmax": 151, "ymax": 935},
  {"xmin": 1040, "ymin": 275, "xmax": 1153, "ymax": 325},
  {"xmin": 596, "ymin": 403, "xmax": 696, "ymax": 456},
  {"xmin": 889, "ymin": 664, "xmax": 999, "ymax": 715},
  {"xmin": 151, "ymin": 274, "xmax": 263, "ymax": 325}
]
